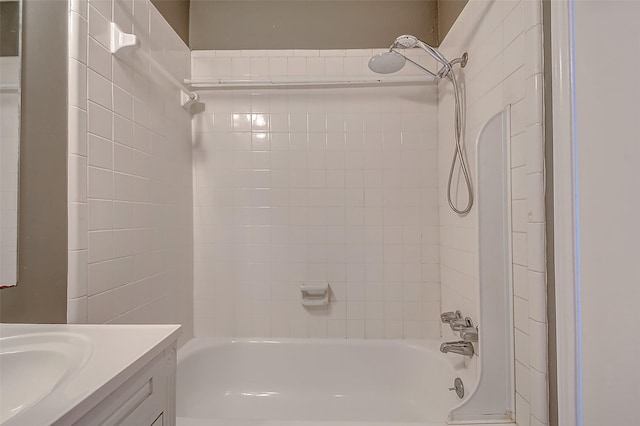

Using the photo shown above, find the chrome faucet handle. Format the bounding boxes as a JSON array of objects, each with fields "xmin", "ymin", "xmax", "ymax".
[
  {"xmin": 450, "ymin": 316, "xmax": 474, "ymax": 331},
  {"xmin": 440, "ymin": 310, "xmax": 462, "ymax": 323},
  {"xmin": 459, "ymin": 326, "xmax": 479, "ymax": 342}
]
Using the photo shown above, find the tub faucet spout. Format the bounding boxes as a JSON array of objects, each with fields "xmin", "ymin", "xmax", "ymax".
[{"xmin": 440, "ymin": 341, "xmax": 474, "ymax": 357}]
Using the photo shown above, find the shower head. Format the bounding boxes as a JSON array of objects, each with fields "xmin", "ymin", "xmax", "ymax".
[
  {"xmin": 368, "ymin": 51, "xmax": 406, "ymax": 74},
  {"xmin": 368, "ymin": 34, "xmax": 455, "ymax": 79},
  {"xmin": 394, "ymin": 35, "xmax": 419, "ymax": 49},
  {"xmin": 392, "ymin": 34, "xmax": 450, "ymax": 68}
]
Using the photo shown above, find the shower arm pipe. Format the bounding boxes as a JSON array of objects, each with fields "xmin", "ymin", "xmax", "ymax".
[
  {"xmin": 411, "ymin": 37, "xmax": 450, "ymax": 65},
  {"xmin": 389, "ymin": 48, "xmax": 439, "ymax": 79},
  {"xmin": 389, "ymin": 47, "xmax": 468, "ymax": 81}
]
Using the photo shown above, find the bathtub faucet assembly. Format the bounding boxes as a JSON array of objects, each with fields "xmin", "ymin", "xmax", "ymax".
[{"xmin": 440, "ymin": 310, "xmax": 479, "ymax": 358}]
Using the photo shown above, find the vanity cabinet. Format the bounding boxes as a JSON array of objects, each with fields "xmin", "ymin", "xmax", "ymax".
[
  {"xmin": 73, "ymin": 344, "xmax": 177, "ymax": 426},
  {"xmin": 0, "ymin": 324, "xmax": 181, "ymax": 426}
]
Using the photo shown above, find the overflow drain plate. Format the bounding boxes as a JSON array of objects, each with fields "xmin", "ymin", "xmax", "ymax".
[{"xmin": 449, "ymin": 377, "xmax": 464, "ymax": 399}]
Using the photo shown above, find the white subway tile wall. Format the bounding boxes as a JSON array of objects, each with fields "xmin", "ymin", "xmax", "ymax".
[
  {"xmin": 67, "ymin": 0, "xmax": 194, "ymax": 343},
  {"xmin": 191, "ymin": 49, "xmax": 441, "ymax": 339},
  {"xmin": 438, "ymin": 1, "xmax": 547, "ymax": 425}
]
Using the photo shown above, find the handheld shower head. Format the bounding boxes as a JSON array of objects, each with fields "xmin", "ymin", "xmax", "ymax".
[
  {"xmin": 392, "ymin": 34, "xmax": 450, "ymax": 70},
  {"xmin": 394, "ymin": 35, "xmax": 419, "ymax": 49}
]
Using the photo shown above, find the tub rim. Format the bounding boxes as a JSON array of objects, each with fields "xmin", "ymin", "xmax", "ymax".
[{"xmin": 177, "ymin": 337, "xmax": 469, "ymax": 373}]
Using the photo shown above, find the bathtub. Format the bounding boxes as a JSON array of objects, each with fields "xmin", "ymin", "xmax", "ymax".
[{"xmin": 176, "ymin": 338, "xmax": 479, "ymax": 426}]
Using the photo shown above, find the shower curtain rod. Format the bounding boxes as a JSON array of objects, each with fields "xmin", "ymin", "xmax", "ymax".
[
  {"xmin": 185, "ymin": 75, "xmax": 436, "ymax": 90},
  {"xmin": 110, "ymin": 23, "xmax": 199, "ymax": 110}
]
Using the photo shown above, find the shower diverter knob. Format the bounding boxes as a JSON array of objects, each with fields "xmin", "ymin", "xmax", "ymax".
[
  {"xmin": 450, "ymin": 317, "xmax": 474, "ymax": 331},
  {"xmin": 440, "ymin": 310, "xmax": 462, "ymax": 323},
  {"xmin": 459, "ymin": 327, "xmax": 479, "ymax": 343}
]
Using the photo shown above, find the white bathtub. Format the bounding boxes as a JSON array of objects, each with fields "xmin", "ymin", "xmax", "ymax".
[{"xmin": 176, "ymin": 338, "xmax": 478, "ymax": 426}]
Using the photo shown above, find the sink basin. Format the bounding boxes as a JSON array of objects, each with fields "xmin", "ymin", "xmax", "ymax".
[{"xmin": 0, "ymin": 332, "xmax": 92, "ymax": 423}]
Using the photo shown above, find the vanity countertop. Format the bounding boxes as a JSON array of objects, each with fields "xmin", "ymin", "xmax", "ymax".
[{"xmin": 0, "ymin": 323, "xmax": 181, "ymax": 425}]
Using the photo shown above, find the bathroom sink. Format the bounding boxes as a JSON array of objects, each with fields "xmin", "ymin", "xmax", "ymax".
[{"xmin": 0, "ymin": 332, "xmax": 92, "ymax": 423}]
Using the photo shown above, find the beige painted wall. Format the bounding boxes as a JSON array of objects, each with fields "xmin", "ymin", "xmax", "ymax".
[
  {"xmin": 190, "ymin": 1, "xmax": 438, "ymax": 49},
  {"xmin": 152, "ymin": 0, "xmax": 469, "ymax": 49},
  {"xmin": 438, "ymin": 0, "xmax": 467, "ymax": 42},
  {"xmin": 151, "ymin": 0, "xmax": 190, "ymax": 45},
  {"xmin": 0, "ymin": 0, "xmax": 68, "ymax": 323}
]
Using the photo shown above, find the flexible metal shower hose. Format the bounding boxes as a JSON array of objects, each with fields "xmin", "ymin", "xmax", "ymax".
[{"xmin": 446, "ymin": 69, "xmax": 474, "ymax": 215}]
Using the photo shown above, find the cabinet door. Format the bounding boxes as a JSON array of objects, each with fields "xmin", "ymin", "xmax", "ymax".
[
  {"xmin": 73, "ymin": 353, "xmax": 165, "ymax": 425},
  {"xmin": 69, "ymin": 344, "xmax": 177, "ymax": 426}
]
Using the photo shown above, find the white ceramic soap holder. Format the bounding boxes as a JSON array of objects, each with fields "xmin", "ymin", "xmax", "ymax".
[{"xmin": 300, "ymin": 282, "xmax": 330, "ymax": 307}]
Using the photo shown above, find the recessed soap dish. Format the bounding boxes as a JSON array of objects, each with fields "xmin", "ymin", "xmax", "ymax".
[{"xmin": 300, "ymin": 282, "xmax": 329, "ymax": 307}]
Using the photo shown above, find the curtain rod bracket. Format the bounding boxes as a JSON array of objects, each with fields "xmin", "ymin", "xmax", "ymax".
[
  {"xmin": 181, "ymin": 91, "xmax": 199, "ymax": 110},
  {"xmin": 109, "ymin": 23, "xmax": 138, "ymax": 55}
]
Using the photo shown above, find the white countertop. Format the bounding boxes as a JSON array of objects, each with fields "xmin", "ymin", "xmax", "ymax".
[{"xmin": 0, "ymin": 323, "xmax": 181, "ymax": 425}]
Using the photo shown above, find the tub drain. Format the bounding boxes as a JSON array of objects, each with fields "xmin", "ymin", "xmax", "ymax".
[{"xmin": 449, "ymin": 377, "xmax": 464, "ymax": 399}]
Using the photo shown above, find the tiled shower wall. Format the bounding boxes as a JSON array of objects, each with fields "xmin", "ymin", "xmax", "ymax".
[
  {"xmin": 438, "ymin": 1, "xmax": 548, "ymax": 425},
  {"xmin": 66, "ymin": 0, "xmax": 194, "ymax": 342},
  {"xmin": 192, "ymin": 50, "xmax": 442, "ymax": 339}
]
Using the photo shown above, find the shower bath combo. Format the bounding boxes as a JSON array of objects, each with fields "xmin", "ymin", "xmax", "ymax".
[
  {"xmin": 368, "ymin": 35, "xmax": 473, "ymax": 215},
  {"xmin": 179, "ymin": 34, "xmax": 516, "ymax": 424}
]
